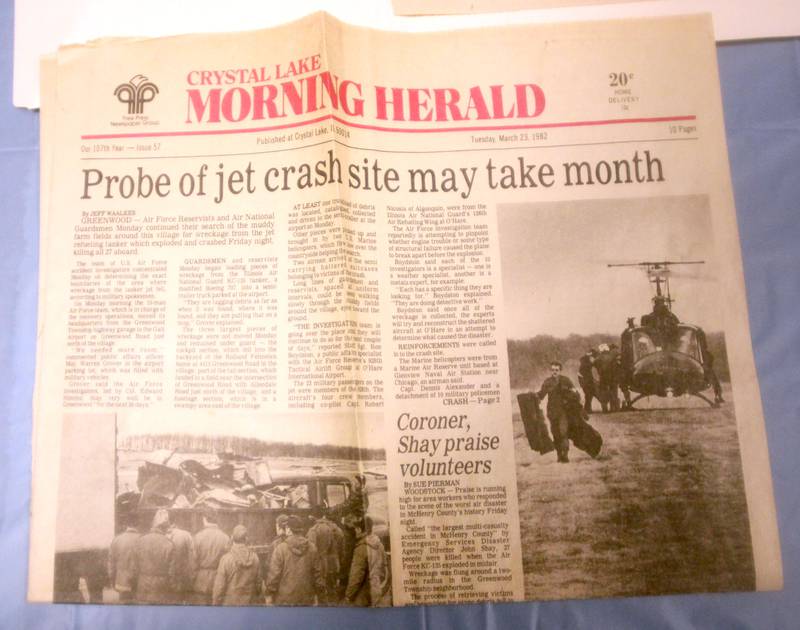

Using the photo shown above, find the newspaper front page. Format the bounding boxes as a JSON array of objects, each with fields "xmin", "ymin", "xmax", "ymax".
[{"xmin": 31, "ymin": 13, "xmax": 782, "ymax": 606}]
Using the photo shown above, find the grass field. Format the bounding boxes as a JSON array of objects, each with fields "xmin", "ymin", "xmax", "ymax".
[{"xmin": 512, "ymin": 384, "xmax": 756, "ymax": 599}]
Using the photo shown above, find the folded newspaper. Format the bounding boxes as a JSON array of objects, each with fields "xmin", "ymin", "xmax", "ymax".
[{"xmin": 31, "ymin": 12, "xmax": 782, "ymax": 606}]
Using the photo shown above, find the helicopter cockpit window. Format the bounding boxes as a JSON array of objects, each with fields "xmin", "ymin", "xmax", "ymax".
[
  {"xmin": 632, "ymin": 331, "xmax": 657, "ymax": 359},
  {"xmin": 674, "ymin": 327, "xmax": 701, "ymax": 360}
]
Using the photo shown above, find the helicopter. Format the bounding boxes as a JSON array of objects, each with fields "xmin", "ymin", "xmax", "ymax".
[{"xmin": 608, "ymin": 260, "xmax": 724, "ymax": 408}]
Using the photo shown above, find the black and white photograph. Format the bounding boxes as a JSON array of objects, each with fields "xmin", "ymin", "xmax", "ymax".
[
  {"xmin": 498, "ymin": 195, "xmax": 755, "ymax": 599},
  {"xmin": 53, "ymin": 411, "xmax": 392, "ymax": 607}
]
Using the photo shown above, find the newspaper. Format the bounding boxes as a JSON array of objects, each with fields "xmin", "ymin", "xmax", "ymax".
[{"xmin": 31, "ymin": 12, "xmax": 782, "ymax": 607}]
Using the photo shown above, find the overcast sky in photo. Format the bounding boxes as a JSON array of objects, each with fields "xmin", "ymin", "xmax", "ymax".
[{"xmin": 497, "ymin": 195, "xmax": 721, "ymax": 339}]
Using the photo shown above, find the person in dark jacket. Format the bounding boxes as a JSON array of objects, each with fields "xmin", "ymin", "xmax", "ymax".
[
  {"xmin": 108, "ymin": 520, "xmax": 140, "ymax": 603},
  {"xmin": 536, "ymin": 361, "xmax": 578, "ymax": 463},
  {"xmin": 212, "ymin": 525, "xmax": 263, "ymax": 606},
  {"xmin": 615, "ymin": 355, "xmax": 633, "ymax": 409},
  {"xmin": 265, "ymin": 515, "xmax": 323, "ymax": 606},
  {"xmin": 578, "ymin": 349, "xmax": 598, "ymax": 413},
  {"xmin": 329, "ymin": 474, "xmax": 369, "ymax": 599},
  {"xmin": 307, "ymin": 506, "xmax": 344, "ymax": 603},
  {"xmin": 132, "ymin": 509, "xmax": 175, "ymax": 604},
  {"xmin": 641, "ymin": 297, "xmax": 680, "ymax": 330},
  {"xmin": 262, "ymin": 514, "xmax": 289, "ymax": 579},
  {"xmin": 328, "ymin": 475, "xmax": 368, "ymax": 522},
  {"xmin": 168, "ymin": 520, "xmax": 194, "ymax": 603},
  {"xmin": 595, "ymin": 344, "xmax": 620, "ymax": 412},
  {"xmin": 345, "ymin": 516, "xmax": 389, "ymax": 607},
  {"xmin": 337, "ymin": 517, "xmax": 357, "ymax": 601},
  {"xmin": 191, "ymin": 510, "xmax": 230, "ymax": 605},
  {"xmin": 696, "ymin": 327, "xmax": 725, "ymax": 404}
]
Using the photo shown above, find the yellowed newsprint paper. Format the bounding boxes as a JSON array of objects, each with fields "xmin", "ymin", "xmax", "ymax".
[
  {"xmin": 31, "ymin": 12, "xmax": 781, "ymax": 606},
  {"xmin": 393, "ymin": 0, "xmax": 636, "ymax": 15}
]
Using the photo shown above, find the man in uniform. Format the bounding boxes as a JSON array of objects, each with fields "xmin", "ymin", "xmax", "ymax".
[
  {"xmin": 696, "ymin": 327, "xmax": 725, "ymax": 405},
  {"xmin": 328, "ymin": 474, "xmax": 368, "ymax": 522},
  {"xmin": 168, "ymin": 519, "xmax": 194, "ymax": 604},
  {"xmin": 595, "ymin": 344, "xmax": 620, "ymax": 412},
  {"xmin": 264, "ymin": 514, "xmax": 289, "ymax": 575},
  {"xmin": 344, "ymin": 516, "xmax": 389, "ymax": 607},
  {"xmin": 615, "ymin": 350, "xmax": 633, "ymax": 409},
  {"xmin": 642, "ymin": 297, "xmax": 680, "ymax": 331},
  {"xmin": 578, "ymin": 349, "xmax": 598, "ymax": 413},
  {"xmin": 620, "ymin": 321, "xmax": 637, "ymax": 409},
  {"xmin": 265, "ymin": 515, "xmax": 324, "ymax": 606},
  {"xmin": 132, "ymin": 509, "xmax": 175, "ymax": 604},
  {"xmin": 536, "ymin": 361, "xmax": 578, "ymax": 463},
  {"xmin": 608, "ymin": 343, "xmax": 623, "ymax": 411},
  {"xmin": 307, "ymin": 506, "xmax": 344, "ymax": 603},
  {"xmin": 336, "ymin": 516, "xmax": 357, "ymax": 601},
  {"xmin": 212, "ymin": 525, "xmax": 263, "ymax": 605},
  {"xmin": 328, "ymin": 474, "xmax": 368, "ymax": 598},
  {"xmin": 107, "ymin": 518, "xmax": 140, "ymax": 603},
  {"xmin": 191, "ymin": 510, "xmax": 230, "ymax": 605}
]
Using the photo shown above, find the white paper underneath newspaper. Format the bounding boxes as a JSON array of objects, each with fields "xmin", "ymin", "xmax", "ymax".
[{"xmin": 31, "ymin": 12, "xmax": 782, "ymax": 606}]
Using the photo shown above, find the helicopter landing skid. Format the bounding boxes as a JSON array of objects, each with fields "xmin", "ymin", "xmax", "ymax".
[
  {"xmin": 626, "ymin": 392, "xmax": 719, "ymax": 409},
  {"xmin": 626, "ymin": 394, "xmax": 646, "ymax": 409},
  {"xmin": 694, "ymin": 392, "xmax": 720, "ymax": 408}
]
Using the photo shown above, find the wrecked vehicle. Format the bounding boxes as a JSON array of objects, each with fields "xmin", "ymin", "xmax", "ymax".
[{"xmin": 53, "ymin": 451, "xmax": 389, "ymax": 603}]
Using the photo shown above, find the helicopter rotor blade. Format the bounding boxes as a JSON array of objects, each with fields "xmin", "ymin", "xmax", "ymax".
[
  {"xmin": 606, "ymin": 260, "xmax": 705, "ymax": 268},
  {"xmin": 589, "ymin": 257, "xmax": 637, "ymax": 266},
  {"xmin": 668, "ymin": 268, "xmax": 715, "ymax": 281}
]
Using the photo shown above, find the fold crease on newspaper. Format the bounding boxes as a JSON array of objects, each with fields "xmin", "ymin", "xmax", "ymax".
[{"xmin": 31, "ymin": 12, "xmax": 781, "ymax": 607}]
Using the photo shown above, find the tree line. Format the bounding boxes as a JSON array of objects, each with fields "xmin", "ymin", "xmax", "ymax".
[
  {"xmin": 507, "ymin": 331, "xmax": 730, "ymax": 389},
  {"xmin": 119, "ymin": 433, "xmax": 386, "ymax": 461}
]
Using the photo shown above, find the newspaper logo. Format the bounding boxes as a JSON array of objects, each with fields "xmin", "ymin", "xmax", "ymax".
[{"xmin": 114, "ymin": 75, "xmax": 159, "ymax": 114}]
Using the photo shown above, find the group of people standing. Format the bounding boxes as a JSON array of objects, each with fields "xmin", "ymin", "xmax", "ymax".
[
  {"xmin": 578, "ymin": 343, "xmax": 631, "ymax": 414},
  {"xmin": 107, "ymin": 479, "xmax": 390, "ymax": 607},
  {"xmin": 531, "ymin": 301, "xmax": 728, "ymax": 463}
]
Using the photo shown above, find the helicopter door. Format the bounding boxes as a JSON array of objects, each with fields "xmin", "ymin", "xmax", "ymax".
[
  {"xmin": 673, "ymin": 326, "xmax": 702, "ymax": 362},
  {"xmin": 631, "ymin": 330, "xmax": 658, "ymax": 362}
]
